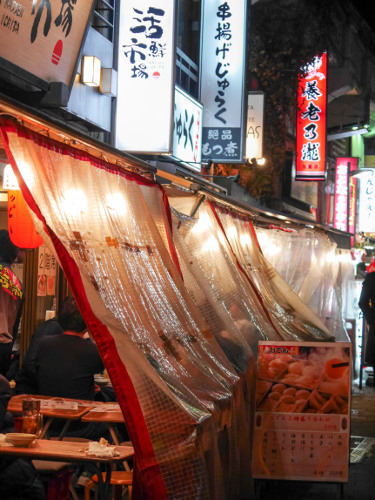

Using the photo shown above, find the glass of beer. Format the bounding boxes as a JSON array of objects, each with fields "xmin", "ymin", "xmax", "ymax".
[{"xmin": 22, "ymin": 398, "xmax": 43, "ymax": 438}]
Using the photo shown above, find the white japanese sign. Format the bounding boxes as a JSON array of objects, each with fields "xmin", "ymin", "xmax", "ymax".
[
  {"xmin": 37, "ymin": 245, "xmax": 58, "ymax": 296},
  {"xmin": 199, "ymin": 0, "xmax": 247, "ymax": 163},
  {"xmin": 358, "ymin": 169, "xmax": 375, "ymax": 233},
  {"xmin": 246, "ymin": 92, "xmax": 264, "ymax": 161},
  {"xmin": 171, "ymin": 85, "xmax": 202, "ymax": 171},
  {"xmin": 115, "ymin": 0, "xmax": 176, "ymax": 153}
]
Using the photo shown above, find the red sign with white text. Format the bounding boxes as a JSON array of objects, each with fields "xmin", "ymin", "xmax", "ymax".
[
  {"xmin": 333, "ymin": 157, "xmax": 358, "ymax": 232},
  {"xmin": 296, "ymin": 52, "xmax": 327, "ymax": 181}
]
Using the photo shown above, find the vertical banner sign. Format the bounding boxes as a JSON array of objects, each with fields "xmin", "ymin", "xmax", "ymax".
[
  {"xmin": 199, "ymin": 0, "xmax": 247, "ymax": 163},
  {"xmin": 296, "ymin": 52, "xmax": 327, "ymax": 181},
  {"xmin": 0, "ymin": 0, "xmax": 93, "ymax": 88},
  {"xmin": 115, "ymin": 0, "xmax": 176, "ymax": 153},
  {"xmin": 358, "ymin": 170, "xmax": 375, "ymax": 233},
  {"xmin": 172, "ymin": 85, "xmax": 203, "ymax": 172},
  {"xmin": 333, "ymin": 157, "xmax": 357, "ymax": 233},
  {"xmin": 38, "ymin": 245, "xmax": 58, "ymax": 297},
  {"xmin": 246, "ymin": 92, "xmax": 264, "ymax": 161},
  {"xmin": 253, "ymin": 341, "xmax": 351, "ymax": 482}
]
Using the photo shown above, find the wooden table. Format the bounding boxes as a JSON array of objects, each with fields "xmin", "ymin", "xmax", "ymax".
[
  {"xmin": 82, "ymin": 403, "xmax": 124, "ymax": 445},
  {"xmin": 8, "ymin": 394, "xmax": 94, "ymax": 440},
  {"xmin": 0, "ymin": 438, "xmax": 134, "ymax": 499}
]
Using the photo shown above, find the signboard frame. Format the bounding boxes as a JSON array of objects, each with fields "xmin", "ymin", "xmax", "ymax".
[
  {"xmin": 169, "ymin": 84, "xmax": 203, "ymax": 172},
  {"xmin": 0, "ymin": 0, "xmax": 95, "ymax": 92},
  {"xmin": 333, "ymin": 157, "xmax": 358, "ymax": 233},
  {"xmin": 115, "ymin": 0, "xmax": 177, "ymax": 154},
  {"xmin": 253, "ymin": 340, "xmax": 351, "ymax": 483},
  {"xmin": 199, "ymin": 0, "xmax": 247, "ymax": 163},
  {"xmin": 246, "ymin": 91, "xmax": 264, "ymax": 161},
  {"xmin": 296, "ymin": 52, "xmax": 327, "ymax": 181}
]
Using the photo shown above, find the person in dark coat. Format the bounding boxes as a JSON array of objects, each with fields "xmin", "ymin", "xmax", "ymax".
[
  {"xmin": 33, "ymin": 297, "xmax": 109, "ymax": 441},
  {"xmin": 0, "ymin": 374, "xmax": 45, "ymax": 500},
  {"xmin": 0, "ymin": 230, "xmax": 24, "ymax": 377},
  {"xmin": 14, "ymin": 298, "xmax": 74, "ymax": 394},
  {"xmin": 358, "ymin": 269, "xmax": 375, "ymax": 388}
]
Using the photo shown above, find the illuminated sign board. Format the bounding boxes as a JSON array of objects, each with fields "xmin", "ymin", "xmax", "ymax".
[
  {"xmin": 246, "ymin": 92, "xmax": 264, "ymax": 161},
  {"xmin": 296, "ymin": 52, "xmax": 327, "ymax": 181},
  {"xmin": 333, "ymin": 157, "xmax": 357, "ymax": 232},
  {"xmin": 115, "ymin": 0, "xmax": 176, "ymax": 153},
  {"xmin": 358, "ymin": 170, "xmax": 375, "ymax": 233},
  {"xmin": 170, "ymin": 85, "xmax": 202, "ymax": 172},
  {"xmin": 199, "ymin": 0, "xmax": 247, "ymax": 163},
  {"xmin": 0, "ymin": 0, "xmax": 93, "ymax": 88}
]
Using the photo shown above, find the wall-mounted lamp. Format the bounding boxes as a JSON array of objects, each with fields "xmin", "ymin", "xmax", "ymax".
[
  {"xmin": 81, "ymin": 56, "xmax": 101, "ymax": 87},
  {"xmin": 248, "ymin": 157, "xmax": 266, "ymax": 167},
  {"xmin": 100, "ymin": 68, "xmax": 118, "ymax": 97}
]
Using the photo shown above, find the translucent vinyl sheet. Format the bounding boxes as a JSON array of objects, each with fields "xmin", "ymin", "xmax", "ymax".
[{"xmin": 1, "ymin": 120, "xmax": 254, "ymax": 500}]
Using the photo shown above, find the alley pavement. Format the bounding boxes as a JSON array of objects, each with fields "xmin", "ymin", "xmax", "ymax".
[{"xmin": 254, "ymin": 373, "xmax": 375, "ymax": 500}]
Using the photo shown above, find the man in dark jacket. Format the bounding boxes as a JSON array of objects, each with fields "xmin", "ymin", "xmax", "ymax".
[
  {"xmin": 14, "ymin": 298, "xmax": 75, "ymax": 394},
  {"xmin": 0, "ymin": 374, "xmax": 45, "ymax": 499},
  {"xmin": 358, "ymin": 269, "xmax": 375, "ymax": 388},
  {"xmin": 33, "ymin": 297, "xmax": 108, "ymax": 440}
]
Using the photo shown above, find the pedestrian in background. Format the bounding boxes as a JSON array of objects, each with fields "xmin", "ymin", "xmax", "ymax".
[{"xmin": 358, "ymin": 267, "xmax": 375, "ymax": 388}]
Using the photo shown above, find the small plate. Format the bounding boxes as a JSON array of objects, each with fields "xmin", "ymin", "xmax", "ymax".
[{"xmin": 5, "ymin": 433, "xmax": 36, "ymax": 447}]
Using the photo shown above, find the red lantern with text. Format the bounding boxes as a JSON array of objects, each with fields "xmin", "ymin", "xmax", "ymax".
[{"xmin": 8, "ymin": 190, "xmax": 43, "ymax": 249}]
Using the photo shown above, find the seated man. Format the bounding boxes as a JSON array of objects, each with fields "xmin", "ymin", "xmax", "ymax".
[
  {"xmin": 0, "ymin": 374, "xmax": 45, "ymax": 500},
  {"xmin": 14, "ymin": 298, "xmax": 73, "ymax": 394},
  {"xmin": 34, "ymin": 297, "xmax": 108, "ymax": 440}
]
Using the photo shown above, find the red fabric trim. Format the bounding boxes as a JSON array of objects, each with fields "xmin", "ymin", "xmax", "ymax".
[
  {"xmin": 159, "ymin": 185, "xmax": 183, "ymax": 280},
  {"xmin": 0, "ymin": 119, "xmax": 158, "ymax": 188},
  {"xmin": 0, "ymin": 120, "xmax": 167, "ymax": 499},
  {"xmin": 208, "ymin": 201, "xmax": 283, "ymax": 340},
  {"xmin": 48, "ymin": 230, "xmax": 167, "ymax": 499},
  {"xmin": 248, "ymin": 220, "xmax": 262, "ymax": 253}
]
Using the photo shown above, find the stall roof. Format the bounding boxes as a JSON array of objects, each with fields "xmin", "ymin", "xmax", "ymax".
[{"xmin": 0, "ymin": 94, "xmax": 352, "ymax": 250}]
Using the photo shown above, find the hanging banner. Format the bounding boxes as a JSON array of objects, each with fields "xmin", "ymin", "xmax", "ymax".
[
  {"xmin": 333, "ymin": 157, "xmax": 358, "ymax": 232},
  {"xmin": 38, "ymin": 245, "xmax": 58, "ymax": 297},
  {"xmin": 0, "ymin": 0, "xmax": 94, "ymax": 89},
  {"xmin": 115, "ymin": 0, "xmax": 176, "ymax": 153},
  {"xmin": 170, "ymin": 85, "xmax": 203, "ymax": 171},
  {"xmin": 246, "ymin": 92, "xmax": 264, "ymax": 161},
  {"xmin": 296, "ymin": 52, "xmax": 327, "ymax": 181},
  {"xmin": 253, "ymin": 341, "xmax": 351, "ymax": 482},
  {"xmin": 358, "ymin": 169, "xmax": 375, "ymax": 233},
  {"xmin": 199, "ymin": 0, "xmax": 247, "ymax": 163}
]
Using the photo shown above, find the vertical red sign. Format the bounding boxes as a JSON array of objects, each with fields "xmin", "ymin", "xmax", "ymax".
[
  {"xmin": 296, "ymin": 52, "xmax": 327, "ymax": 181},
  {"xmin": 333, "ymin": 157, "xmax": 357, "ymax": 233}
]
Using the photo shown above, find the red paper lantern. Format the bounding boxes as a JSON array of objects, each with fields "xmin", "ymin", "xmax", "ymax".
[{"xmin": 7, "ymin": 190, "xmax": 43, "ymax": 249}]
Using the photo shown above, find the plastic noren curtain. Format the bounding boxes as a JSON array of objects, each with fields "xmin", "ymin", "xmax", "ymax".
[{"xmin": 1, "ymin": 119, "xmax": 257, "ymax": 500}]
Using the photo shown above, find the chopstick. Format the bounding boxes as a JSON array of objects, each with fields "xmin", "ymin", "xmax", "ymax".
[{"xmin": 331, "ymin": 362, "xmax": 349, "ymax": 368}]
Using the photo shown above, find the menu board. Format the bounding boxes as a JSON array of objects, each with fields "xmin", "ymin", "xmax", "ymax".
[
  {"xmin": 37, "ymin": 245, "xmax": 58, "ymax": 297},
  {"xmin": 253, "ymin": 341, "xmax": 351, "ymax": 482}
]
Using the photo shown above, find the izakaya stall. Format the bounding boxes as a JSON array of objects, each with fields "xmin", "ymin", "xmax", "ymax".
[{"xmin": 0, "ymin": 117, "xmax": 334, "ymax": 500}]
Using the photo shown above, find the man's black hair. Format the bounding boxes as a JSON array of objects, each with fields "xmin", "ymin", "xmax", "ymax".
[{"xmin": 0, "ymin": 230, "xmax": 19, "ymax": 264}]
